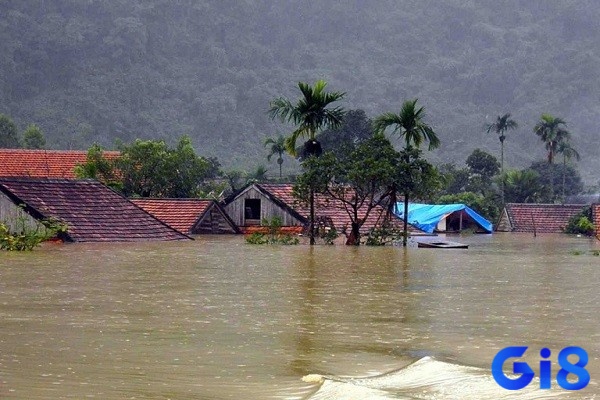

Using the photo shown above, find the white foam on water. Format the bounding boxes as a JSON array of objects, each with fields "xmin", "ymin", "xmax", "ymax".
[{"xmin": 303, "ymin": 357, "xmax": 572, "ymax": 400}]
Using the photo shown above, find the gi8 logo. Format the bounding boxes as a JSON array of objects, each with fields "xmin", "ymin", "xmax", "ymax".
[{"xmin": 491, "ymin": 346, "xmax": 590, "ymax": 390}]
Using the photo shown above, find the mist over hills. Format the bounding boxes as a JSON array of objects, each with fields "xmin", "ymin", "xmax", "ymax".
[{"xmin": 1, "ymin": 0, "xmax": 599, "ymax": 183}]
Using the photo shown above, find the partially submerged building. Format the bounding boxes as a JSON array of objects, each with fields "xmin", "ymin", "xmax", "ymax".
[
  {"xmin": 131, "ymin": 198, "xmax": 239, "ymax": 235},
  {"xmin": 223, "ymin": 183, "xmax": 419, "ymax": 236},
  {"xmin": 0, "ymin": 178, "xmax": 190, "ymax": 242},
  {"xmin": 496, "ymin": 203, "xmax": 586, "ymax": 233}
]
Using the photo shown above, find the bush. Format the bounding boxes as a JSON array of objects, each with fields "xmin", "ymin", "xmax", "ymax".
[
  {"xmin": 564, "ymin": 206, "xmax": 595, "ymax": 236},
  {"xmin": 0, "ymin": 217, "xmax": 67, "ymax": 251}
]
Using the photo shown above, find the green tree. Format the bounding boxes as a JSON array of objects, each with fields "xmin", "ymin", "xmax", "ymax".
[
  {"xmin": 269, "ymin": 79, "xmax": 346, "ymax": 245},
  {"xmin": 465, "ymin": 148, "xmax": 500, "ymax": 195},
  {"xmin": 264, "ymin": 135, "xmax": 286, "ymax": 179},
  {"xmin": 315, "ymin": 109, "xmax": 374, "ymax": 158},
  {"xmin": 269, "ymin": 80, "xmax": 346, "ymax": 157},
  {"xmin": 501, "ymin": 169, "xmax": 547, "ymax": 203},
  {"xmin": 247, "ymin": 165, "xmax": 268, "ymax": 183},
  {"xmin": 556, "ymin": 140, "xmax": 581, "ymax": 203},
  {"xmin": 395, "ymin": 147, "xmax": 443, "ymax": 242},
  {"xmin": 75, "ymin": 144, "xmax": 121, "ymax": 190},
  {"xmin": 529, "ymin": 161, "xmax": 583, "ymax": 201},
  {"xmin": 533, "ymin": 113, "xmax": 571, "ymax": 200},
  {"xmin": 294, "ymin": 133, "xmax": 399, "ymax": 245},
  {"xmin": 485, "ymin": 113, "xmax": 518, "ymax": 202},
  {"xmin": 0, "ymin": 114, "xmax": 20, "ymax": 148},
  {"xmin": 95, "ymin": 136, "xmax": 211, "ymax": 198},
  {"xmin": 22, "ymin": 124, "xmax": 46, "ymax": 149},
  {"xmin": 374, "ymin": 99, "xmax": 441, "ymax": 246}
]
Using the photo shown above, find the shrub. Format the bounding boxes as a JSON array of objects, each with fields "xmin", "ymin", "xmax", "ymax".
[
  {"xmin": 564, "ymin": 206, "xmax": 595, "ymax": 236},
  {"xmin": 0, "ymin": 217, "xmax": 67, "ymax": 251}
]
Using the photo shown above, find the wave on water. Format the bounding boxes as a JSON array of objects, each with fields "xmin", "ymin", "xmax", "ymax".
[{"xmin": 302, "ymin": 356, "xmax": 570, "ymax": 400}]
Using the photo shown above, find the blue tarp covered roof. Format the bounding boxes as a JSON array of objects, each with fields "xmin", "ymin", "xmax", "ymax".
[{"xmin": 394, "ymin": 203, "xmax": 493, "ymax": 233}]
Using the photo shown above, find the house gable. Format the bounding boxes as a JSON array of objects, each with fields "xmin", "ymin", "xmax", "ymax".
[{"xmin": 131, "ymin": 198, "xmax": 239, "ymax": 234}]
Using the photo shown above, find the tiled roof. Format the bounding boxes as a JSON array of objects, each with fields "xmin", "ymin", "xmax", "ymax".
[
  {"xmin": 503, "ymin": 203, "xmax": 586, "ymax": 233},
  {"xmin": 256, "ymin": 183, "xmax": 419, "ymax": 234},
  {"xmin": 592, "ymin": 204, "xmax": 600, "ymax": 237},
  {"xmin": 0, "ymin": 149, "xmax": 119, "ymax": 179},
  {"xmin": 131, "ymin": 198, "xmax": 239, "ymax": 234},
  {"xmin": 0, "ymin": 178, "xmax": 190, "ymax": 242}
]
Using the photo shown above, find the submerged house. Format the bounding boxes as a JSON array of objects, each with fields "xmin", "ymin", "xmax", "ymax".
[
  {"xmin": 0, "ymin": 178, "xmax": 190, "ymax": 242},
  {"xmin": 0, "ymin": 149, "xmax": 119, "ymax": 179},
  {"xmin": 223, "ymin": 183, "xmax": 420, "ymax": 235},
  {"xmin": 496, "ymin": 203, "xmax": 586, "ymax": 233},
  {"xmin": 394, "ymin": 203, "xmax": 493, "ymax": 234},
  {"xmin": 131, "ymin": 198, "xmax": 239, "ymax": 234}
]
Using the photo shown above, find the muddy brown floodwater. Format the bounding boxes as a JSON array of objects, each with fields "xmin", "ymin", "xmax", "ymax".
[{"xmin": 0, "ymin": 233, "xmax": 598, "ymax": 399}]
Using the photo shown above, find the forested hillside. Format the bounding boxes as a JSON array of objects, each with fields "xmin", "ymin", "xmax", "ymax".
[{"xmin": 1, "ymin": 0, "xmax": 599, "ymax": 182}]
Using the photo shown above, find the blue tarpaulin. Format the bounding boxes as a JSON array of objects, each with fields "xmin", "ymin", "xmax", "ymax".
[{"xmin": 395, "ymin": 203, "xmax": 493, "ymax": 233}]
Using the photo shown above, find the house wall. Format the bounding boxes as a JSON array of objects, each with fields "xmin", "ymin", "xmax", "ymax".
[
  {"xmin": 224, "ymin": 186, "xmax": 304, "ymax": 227},
  {"xmin": 0, "ymin": 191, "xmax": 44, "ymax": 233},
  {"xmin": 193, "ymin": 205, "xmax": 238, "ymax": 234}
]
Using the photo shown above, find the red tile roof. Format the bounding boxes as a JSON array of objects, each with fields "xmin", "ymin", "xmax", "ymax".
[
  {"xmin": 256, "ymin": 183, "xmax": 419, "ymax": 234},
  {"xmin": 0, "ymin": 149, "xmax": 119, "ymax": 179},
  {"xmin": 131, "ymin": 198, "xmax": 239, "ymax": 234},
  {"xmin": 502, "ymin": 203, "xmax": 586, "ymax": 233},
  {"xmin": 0, "ymin": 178, "xmax": 190, "ymax": 242}
]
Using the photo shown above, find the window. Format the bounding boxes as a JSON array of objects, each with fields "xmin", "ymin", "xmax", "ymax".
[{"xmin": 244, "ymin": 199, "xmax": 261, "ymax": 224}]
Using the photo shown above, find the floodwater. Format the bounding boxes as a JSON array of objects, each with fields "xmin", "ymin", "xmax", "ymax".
[{"xmin": 0, "ymin": 233, "xmax": 598, "ymax": 399}]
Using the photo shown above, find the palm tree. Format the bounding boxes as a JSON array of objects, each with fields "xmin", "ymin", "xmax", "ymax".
[
  {"xmin": 269, "ymin": 80, "xmax": 346, "ymax": 157},
  {"xmin": 269, "ymin": 80, "xmax": 346, "ymax": 244},
  {"xmin": 374, "ymin": 99, "xmax": 440, "ymax": 247},
  {"xmin": 533, "ymin": 113, "xmax": 570, "ymax": 200},
  {"xmin": 486, "ymin": 113, "xmax": 518, "ymax": 204},
  {"xmin": 556, "ymin": 140, "xmax": 581, "ymax": 203},
  {"xmin": 264, "ymin": 135, "xmax": 286, "ymax": 179}
]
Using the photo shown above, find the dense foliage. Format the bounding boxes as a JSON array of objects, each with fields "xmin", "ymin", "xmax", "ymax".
[
  {"xmin": 76, "ymin": 136, "xmax": 219, "ymax": 198},
  {"xmin": 1, "ymin": 1, "xmax": 599, "ymax": 181}
]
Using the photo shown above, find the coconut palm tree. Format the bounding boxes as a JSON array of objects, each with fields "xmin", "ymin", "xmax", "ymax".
[
  {"xmin": 269, "ymin": 80, "xmax": 346, "ymax": 245},
  {"xmin": 533, "ymin": 114, "xmax": 570, "ymax": 200},
  {"xmin": 374, "ymin": 99, "xmax": 440, "ymax": 247},
  {"xmin": 486, "ymin": 113, "xmax": 518, "ymax": 204},
  {"xmin": 556, "ymin": 140, "xmax": 581, "ymax": 203},
  {"xmin": 264, "ymin": 135, "xmax": 286, "ymax": 179}
]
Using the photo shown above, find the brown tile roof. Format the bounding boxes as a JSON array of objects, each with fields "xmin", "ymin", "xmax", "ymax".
[
  {"xmin": 131, "ymin": 198, "xmax": 239, "ymax": 234},
  {"xmin": 0, "ymin": 149, "xmax": 119, "ymax": 179},
  {"xmin": 256, "ymin": 183, "xmax": 419, "ymax": 234},
  {"xmin": 502, "ymin": 203, "xmax": 586, "ymax": 233},
  {"xmin": 592, "ymin": 204, "xmax": 600, "ymax": 238},
  {"xmin": 0, "ymin": 178, "xmax": 190, "ymax": 242}
]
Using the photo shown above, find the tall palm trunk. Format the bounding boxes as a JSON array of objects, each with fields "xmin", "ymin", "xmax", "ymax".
[{"xmin": 402, "ymin": 193, "xmax": 409, "ymax": 247}]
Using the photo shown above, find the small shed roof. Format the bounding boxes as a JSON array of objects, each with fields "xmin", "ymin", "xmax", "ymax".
[
  {"xmin": 0, "ymin": 178, "xmax": 190, "ymax": 242},
  {"xmin": 0, "ymin": 149, "xmax": 119, "ymax": 179},
  {"xmin": 499, "ymin": 203, "xmax": 586, "ymax": 233},
  {"xmin": 131, "ymin": 198, "xmax": 239, "ymax": 234}
]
